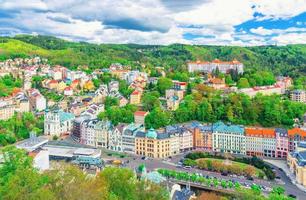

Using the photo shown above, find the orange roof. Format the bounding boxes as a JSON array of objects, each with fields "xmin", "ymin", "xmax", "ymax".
[
  {"xmin": 131, "ymin": 90, "xmax": 140, "ymax": 95},
  {"xmin": 12, "ymin": 88, "xmax": 22, "ymax": 96},
  {"xmin": 72, "ymin": 79, "xmax": 80, "ymax": 84},
  {"xmin": 28, "ymin": 152, "xmax": 38, "ymax": 158},
  {"xmin": 49, "ymin": 80, "xmax": 58, "ymax": 84},
  {"xmin": 245, "ymin": 127, "xmax": 275, "ymax": 138},
  {"xmin": 288, "ymin": 128, "xmax": 306, "ymax": 137},
  {"xmin": 134, "ymin": 111, "xmax": 148, "ymax": 116},
  {"xmin": 209, "ymin": 78, "xmax": 224, "ymax": 84}
]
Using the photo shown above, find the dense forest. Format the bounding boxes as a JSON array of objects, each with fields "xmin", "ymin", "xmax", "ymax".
[{"xmin": 0, "ymin": 35, "xmax": 305, "ymax": 78}]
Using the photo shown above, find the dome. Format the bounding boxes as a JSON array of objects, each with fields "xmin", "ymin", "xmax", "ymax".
[{"xmin": 147, "ymin": 128, "xmax": 157, "ymax": 139}]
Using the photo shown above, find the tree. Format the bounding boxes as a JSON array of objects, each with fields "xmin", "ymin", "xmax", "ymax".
[
  {"xmin": 237, "ymin": 78, "xmax": 250, "ymax": 88},
  {"xmin": 46, "ymin": 164, "xmax": 108, "ymax": 200},
  {"xmin": 157, "ymin": 77, "xmax": 172, "ymax": 95},
  {"xmin": 142, "ymin": 91, "xmax": 160, "ymax": 111},
  {"xmin": 0, "ymin": 146, "xmax": 55, "ymax": 200},
  {"xmin": 104, "ymin": 96, "xmax": 119, "ymax": 109},
  {"xmin": 145, "ymin": 108, "xmax": 171, "ymax": 129},
  {"xmin": 98, "ymin": 167, "xmax": 137, "ymax": 200}
]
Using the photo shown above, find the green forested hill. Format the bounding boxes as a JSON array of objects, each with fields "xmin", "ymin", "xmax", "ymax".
[{"xmin": 0, "ymin": 35, "xmax": 305, "ymax": 77}]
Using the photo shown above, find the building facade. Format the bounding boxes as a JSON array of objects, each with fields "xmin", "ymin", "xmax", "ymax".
[
  {"xmin": 212, "ymin": 122, "xmax": 245, "ymax": 154},
  {"xmin": 135, "ymin": 128, "xmax": 172, "ymax": 159},
  {"xmin": 187, "ymin": 59, "xmax": 244, "ymax": 74},
  {"xmin": 245, "ymin": 128, "xmax": 276, "ymax": 158},
  {"xmin": 290, "ymin": 90, "xmax": 306, "ymax": 103},
  {"xmin": 44, "ymin": 108, "xmax": 75, "ymax": 137},
  {"xmin": 287, "ymin": 142, "xmax": 306, "ymax": 187}
]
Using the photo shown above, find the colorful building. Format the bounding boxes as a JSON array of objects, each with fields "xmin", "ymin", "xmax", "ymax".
[
  {"xmin": 134, "ymin": 111, "xmax": 149, "ymax": 125},
  {"xmin": 288, "ymin": 128, "xmax": 306, "ymax": 152},
  {"xmin": 130, "ymin": 90, "xmax": 141, "ymax": 105},
  {"xmin": 275, "ymin": 128, "xmax": 289, "ymax": 158},
  {"xmin": 245, "ymin": 128, "xmax": 276, "ymax": 157},
  {"xmin": 287, "ymin": 141, "xmax": 306, "ymax": 187}
]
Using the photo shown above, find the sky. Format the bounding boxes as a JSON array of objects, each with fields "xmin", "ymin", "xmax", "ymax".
[{"xmin": 0, "ymin": 0, "xmax": 305, "ymax": 45}]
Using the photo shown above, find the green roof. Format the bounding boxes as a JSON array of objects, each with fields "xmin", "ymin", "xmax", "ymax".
[
  {"xmin": 147, "ymin": 128, "xmax": 157, "ymax": 139},
  {"xmin": 59, "ymin": 111, "xmax": 75, "ymax": 122}
]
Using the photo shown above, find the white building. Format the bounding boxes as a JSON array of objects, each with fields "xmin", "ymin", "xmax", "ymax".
[
  {"xmin": 166, "ymin": 125, "xmax": 193, "ymax": 152},
  {"xmin": 212, "ymin": 122, "xmax": 246, "ymax": 154},
  {"xmin": 188, "ymin": 59, "xmax": 244, "ymax": 74},
  {"xmin": 16, "ymin": 133, "xmax": 49, "ymax": 171},
  {"xmin": 80, "ymin": 119, "xmax": 112, "ymax": 148},
  {"xmin": 291, "ymin": 90, "xmax": 306, "ymax": 103},
  {"xmin": 27, "ymin": 88, "xmax": 47, "ymax": 111},
  {"xmin": 109, "ymin": 124, "xmax": 125, "ymax": 152},
  {"xmin": 44, "ymin": 108, "xmax": 75, "ymax": 137},
  {"xmin": 122, "ymin": 123, "xmax": 144, "ymax": 153}
]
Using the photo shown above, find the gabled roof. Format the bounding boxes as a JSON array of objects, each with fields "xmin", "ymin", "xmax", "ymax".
[{"xmin": 134, "ymin": 111, "xmax": 148, "ymax": 117}]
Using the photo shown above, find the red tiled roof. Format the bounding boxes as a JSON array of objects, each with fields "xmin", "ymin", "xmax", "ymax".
[
  {"xmin": 49, "ymin": 80, "xmax": 58, "ymax": 84},
  {"xmin": 134, "ymin": 111, "xmax": 148, "ymax": 116},
  {"xmin": 131, "ymin": 90, "xmax": 140, "ymax": 95}
]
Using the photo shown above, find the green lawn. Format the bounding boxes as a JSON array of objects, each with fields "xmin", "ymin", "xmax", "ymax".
[{"xmin": 196, "ymin": 158, "xmax": 264, "ymax": 178}]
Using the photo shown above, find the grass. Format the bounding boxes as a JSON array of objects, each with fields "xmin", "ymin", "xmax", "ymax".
[{"xmin": 196, "ymin": 158, "xmax": 264, "ymax": 178}]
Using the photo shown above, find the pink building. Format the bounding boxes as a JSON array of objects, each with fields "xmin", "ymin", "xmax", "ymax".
[{"xmin": 275, "ymin": 128, "xmax": 289, "ymax": 158}]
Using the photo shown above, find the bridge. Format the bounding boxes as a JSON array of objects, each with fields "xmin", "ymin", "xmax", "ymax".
[{"xmin": 167, "ymin": 178, "xmax": 237, "ymax": 196}]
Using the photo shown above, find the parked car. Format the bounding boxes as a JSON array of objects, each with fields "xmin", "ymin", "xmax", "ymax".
[{"xmin": 288, "ymin": 194, "xmax": 296, "ymax": 199}]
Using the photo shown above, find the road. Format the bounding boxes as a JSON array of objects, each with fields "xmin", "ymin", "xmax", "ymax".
[{"xmin": 99, "ymin": 151, "xmax": 306, "ymax": 199}]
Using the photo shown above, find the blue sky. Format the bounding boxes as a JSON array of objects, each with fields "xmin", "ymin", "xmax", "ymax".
[{"xmin": 0, "ymin": 0, "xmax": 305, "ymax": 45}]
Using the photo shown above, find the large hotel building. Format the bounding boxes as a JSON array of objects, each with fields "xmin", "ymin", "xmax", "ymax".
[{"xmin": 187, "ymin": 59, "xmax": 244, "ymax": 74}]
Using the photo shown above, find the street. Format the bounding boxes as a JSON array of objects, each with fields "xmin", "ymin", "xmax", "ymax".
[{"xmin": 99, "ymin": 151, "xmax": 306, "ymax": 199}]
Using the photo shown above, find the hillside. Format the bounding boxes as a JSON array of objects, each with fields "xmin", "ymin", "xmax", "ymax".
[{"xmin": 0, "ymin": 35, "xmax": 305, "ymax": 77}]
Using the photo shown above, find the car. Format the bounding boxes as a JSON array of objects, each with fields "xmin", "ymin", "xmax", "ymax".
[
  {"xmin": 221, "ymin": 172, "xmax": 228, "ymax": 176},
  {"xmin": 141, "ymin": 156, "xmax": 148, "ymax": 160},
  {"xmin": 288, "ymin": 194, "xmax": 296, "ymax": 199},
  {"xmin": 184, "ymin": 166, "xmax": 192, "ymax": 169},
  {"xmin": 247, "ymin": 176, "xmax": 254, "ymax": 181}
]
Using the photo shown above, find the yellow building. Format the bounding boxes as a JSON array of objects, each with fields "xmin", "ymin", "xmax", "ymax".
[
  {"xmin": 83, "ymin": 80, "xmax": 95, "ymax": 91},
  {"xmin": 130, "ymin": 90, "xmax": 141, "ymax": 105},
  {"xmin": 57, "ymin": 81, "xmax": 67, "ymax": 92},
  {"xmin": 135, "ymin": 128, "xmax": 171, "ymax": 159},
  {"xmin": 287, "ymin": 142, "xmax": 306, "ymax": 187}
]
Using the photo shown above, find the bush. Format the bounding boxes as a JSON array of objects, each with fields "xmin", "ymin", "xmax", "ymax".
[{"xmin": 183, "ymin": 158, "xmax": 197, "ymax": 167}]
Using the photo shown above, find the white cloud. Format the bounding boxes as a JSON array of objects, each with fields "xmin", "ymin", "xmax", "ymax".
[
  {"xmin": 250, "ymin": 26, "xmax": 306, "ymax": 36},
  {"xmin": 0, "ymin": 0, "xmax": 305, "ymax": 45},
  {"xmin": 271, "ymin": 32, "xmax": 306, "ymax": 45},
  {"xmin": 174, "ymin": 0, "xmax": 254, "ymax": 26},
  {"xmin": 252, "ymin": 0, "xmax": 306, "ymax": 20}
]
